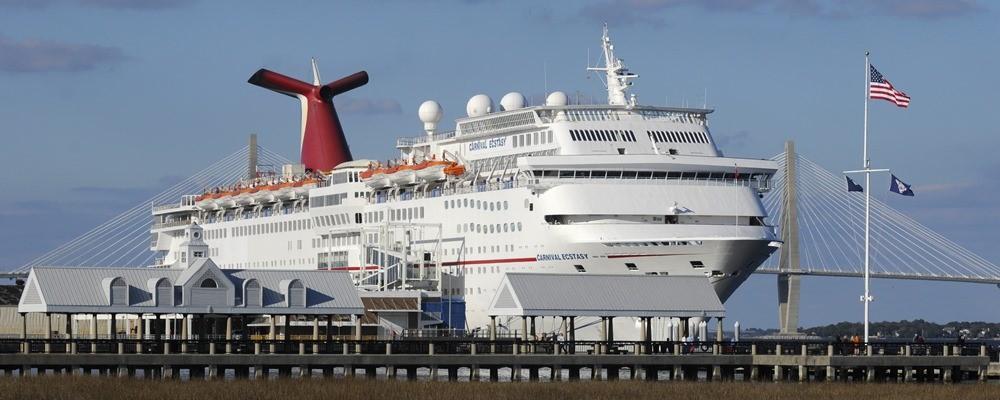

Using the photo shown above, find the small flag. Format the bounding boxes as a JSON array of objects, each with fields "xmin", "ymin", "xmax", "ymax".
[
  {"xmin": 889, "ymin": 174, "xmax": 914, "ymax": 196},
  {"xmin": 846, "ymin": 176, "xmax": 864, "ymax": 192},
  {"xmin": 870, "ymin": 64, "xmax": 911, "ymax": 108}
]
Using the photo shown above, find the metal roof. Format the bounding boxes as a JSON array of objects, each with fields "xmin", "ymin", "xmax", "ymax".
[
  {"xmin": 488, "ymin": 273, "xmax": 724, "ymax": 318},
  {"xmin": 18, "ymin": 261, "xmax": 363, "ymax": 315}
]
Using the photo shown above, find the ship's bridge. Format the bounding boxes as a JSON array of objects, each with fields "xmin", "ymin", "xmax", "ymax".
[{"xmin": 395, "ymin": 104, "xmax": 721, "ymax": 164}]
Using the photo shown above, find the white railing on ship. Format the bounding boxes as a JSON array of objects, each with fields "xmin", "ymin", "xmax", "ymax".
[
  {"xmin": 536, "ymin": 176, "xmax": 770, "ymax": 190},
  {"xmin": 152, "ymin": 202, "xmax": 180, "ymax": 211},
  {"xmin": 396, "ymin": 130, "xmax": 457, "ymax": 147},
  {"xmin": 151, "ymin": 220, "xmax": 191, "ymax": 230},
  {"xmin": 371, "ymin": 179, "xmax": 519, "ymax": 205}
]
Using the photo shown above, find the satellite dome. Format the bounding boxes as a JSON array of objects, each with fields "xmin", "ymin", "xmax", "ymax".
[
  {"xmin": 500, "ymin": 92, "xmax": 526, "ymax": 111},
  {"xmin": 465, "ymin": 94, "xmax": 493, "ymax": 117},
  {"xmin": 418, "ymin": 100, "xmax": 443, "ymax": 123},
  {"xmin": 545, "ymin": 91, "xmax": 568, "ymax": 106},
  {"xmin": 418, "ymin": 100, "xmax": 443, "ymax": 134}
]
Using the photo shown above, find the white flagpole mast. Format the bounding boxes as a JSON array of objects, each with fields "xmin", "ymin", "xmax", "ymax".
[{"xmin": 862, "ymin": 51, "xmax": 872, "ymax": 345}]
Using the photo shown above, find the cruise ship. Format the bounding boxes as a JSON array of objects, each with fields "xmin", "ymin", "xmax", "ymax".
[{"xmin": 150, "ymin": 26, "xmax": 780, "ymax": 339}]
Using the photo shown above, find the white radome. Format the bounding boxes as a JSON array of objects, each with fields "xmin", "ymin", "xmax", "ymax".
[
  {"xmin": 465, "ymin": 94, "xmax": 493, "ymax": 117},
  {"xmin": 418, "ymin": 100, "xmax": 443, "ymax": 133},
  {"xmin": 545, "ymin": 91, "xmax": 568, "ymax": 106},
  {"xmin": 499, "ymin": 92, "xmax": 526, "ymax": 111}
]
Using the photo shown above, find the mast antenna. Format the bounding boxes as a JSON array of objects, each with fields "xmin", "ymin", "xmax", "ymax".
[{"xmin": 586, "ymin": 23, "xmax": 638, "ymax": 107}]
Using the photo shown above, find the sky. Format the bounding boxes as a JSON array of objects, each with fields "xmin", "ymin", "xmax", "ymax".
[{"xmin": 0, "ymin": 0, "xmax": 997, "ymax": 330}]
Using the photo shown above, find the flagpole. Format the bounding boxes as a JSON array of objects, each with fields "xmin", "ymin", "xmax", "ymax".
[{"xmin": 863, "ymin": 51, "xmax": 872, "ymax": 345}]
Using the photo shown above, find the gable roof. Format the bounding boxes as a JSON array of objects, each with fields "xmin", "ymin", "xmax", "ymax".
[
  {"xmin": 17, "ymin": 264, "xmax": 363, "ymax": 315},
  {"xmin": 488, "ymin": 273, "xmax": 725, "ymax": 318}
]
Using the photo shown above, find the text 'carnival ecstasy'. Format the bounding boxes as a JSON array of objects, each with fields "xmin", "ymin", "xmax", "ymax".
[{"xmin": 150, "ymin": 26, "xmax": 780, "ymax": 339}]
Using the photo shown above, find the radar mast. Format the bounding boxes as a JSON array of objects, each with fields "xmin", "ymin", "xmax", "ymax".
[{"xmin": 587, "ymin": 24, "xmax": 638, "ymax": 107}]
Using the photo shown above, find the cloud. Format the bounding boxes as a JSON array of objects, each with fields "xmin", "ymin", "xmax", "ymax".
[
  {"xmin": 0, "ymin": 35, "xmax": 125, "ymax": 73},
  {"xmin": 338, "ymin": 98, "xmax": 403, "ymax": 115},
  {"xmin": 577, "ymin": 0, "xmax": 984, "ymax": 26},
  {"xmin": 864, "ymin": 0, "xmax": 983, "ymax": 19},
  {"xmin": 0, "ymin": 0, "xmax": 195, "ymax": 10}
]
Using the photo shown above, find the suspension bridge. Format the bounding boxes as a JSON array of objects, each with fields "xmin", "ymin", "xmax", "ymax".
[{"xmin": 3, "ymin": 140, "xmax": 998, "ymax": 333}]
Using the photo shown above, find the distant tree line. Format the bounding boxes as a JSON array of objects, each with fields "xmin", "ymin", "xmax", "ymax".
[{"xmin": 800, "ymin": 320, "xmax": 999, "ymax": 339}]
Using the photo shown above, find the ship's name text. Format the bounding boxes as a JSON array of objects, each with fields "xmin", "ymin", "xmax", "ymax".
[
  {"xmin": 468, "ymin": 137, "xmax": 506, "ymax": 151},
  {"xmin": 536, "ymin": 253, "xmax": 589, "ymax": 261}
]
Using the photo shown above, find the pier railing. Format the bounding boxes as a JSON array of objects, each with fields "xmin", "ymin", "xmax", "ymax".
[{"xmin": 3, "ymin": 337, "xmax": 997, "ymax": 360}]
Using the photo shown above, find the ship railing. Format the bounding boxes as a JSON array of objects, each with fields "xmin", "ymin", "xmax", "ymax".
[
  {"xmin": 396, "ymin": 130, "xmax": 457, "ymax": 148},
  {"xmin": 528, "ymin": 174, "xmax": 772, "ymax": 192},
  {"xmin": 151, "ymin": 220, "xmax": 191, "ymax": 230},
  {"xmin": 371, "ymin": 178, "xmax": 520, "ymax": 205},
  {"xmin": 151, "ymin": 202, "xmax": 181, "ymax": 212},
  {"xmin": 4, "ymin": 337, "xmax": 998, "ymax": 359}
]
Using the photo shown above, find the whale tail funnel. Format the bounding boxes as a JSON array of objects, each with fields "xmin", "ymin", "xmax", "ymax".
[{"xmin": 248, "ymin": 61, "xmax": 368, "ymax": 171}]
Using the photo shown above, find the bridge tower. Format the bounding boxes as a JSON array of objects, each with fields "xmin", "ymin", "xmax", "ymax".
[{"xmin": 777, "ymin": 140, "xmax": 802, "ymax": 335}]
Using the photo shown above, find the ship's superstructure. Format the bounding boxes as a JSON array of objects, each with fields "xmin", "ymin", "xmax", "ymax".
[{"xmin": 150, "ymin": 27, "xmax": 779, "ymax": 338}]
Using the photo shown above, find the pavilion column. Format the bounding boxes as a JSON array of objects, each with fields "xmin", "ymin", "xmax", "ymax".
[
  {"xmin": 20, "ymin": 313, "xmax": 28, "ymax": 354},
  {"xmin": 164, "ymin": 315, "xmax": 172, "ymax": 338},
  {"xmin": 89, "ymin": 313, "xmax": 98, "ymax": 355},
  {"xmin": 715, "ymin": 317, "xmax": 725, "ymax": 343},
  {"xmin": 569, "ymin": 316, "xmax": 576, "ymax": 354},
  {"xmin": 638, "ymin": 317, "xmax": 647, "ymax": 355},
  {"xmin": 489, "ymin": 316, "xmax": 497, "ymax": 353},
  {"xmin": 180, "ymin": 314, "xmax": 189, "ymax": 353},
  {"xmin": 136, "ymin": 314, "xmax": 145, "ymax": 353},
  {"xmin": 521, "ymin": 316, "xmax": 529, "ymax": 354},
  {"xmin": 599, "ymin": 317, "xmax": 608, "ymax": 354},
  {"xmin": 67, "ymin": 313, "xmax": 75, "ymax": 354},
  {"xmin": 607, "ymin": 316, "xmax": 615, "ymax": 342},
  {"xmin": 354, "ymin": 314, "xmax": 363, "ymax": 354},
  {"xmin": 110, "ymin": 313, "xmax": 117, "ymax": 340},
  {"xmin": 225, "ymin": 316, "xmax": 233, "ymax": 354},
  {"xmin": 312, "ymin": 316, "xmax": 320, "ymax": 354},
  {"xmin": 268, "ymin": 315, "xmax": 276, "ymax": 353},
  {"xmin": 44, "ymin": 312, "xmax": 52, "ymax": 354}
]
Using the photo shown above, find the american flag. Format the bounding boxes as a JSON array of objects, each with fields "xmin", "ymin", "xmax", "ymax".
[{"xmin": 869, "ymin": 64, "xmax": 910, "ymax": 108}]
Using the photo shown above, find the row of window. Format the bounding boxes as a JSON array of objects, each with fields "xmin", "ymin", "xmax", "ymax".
[
  {"xmin": 230, "ymin": 219, "xmax": 311, "ymax": 237},
  {"xmin": 311, "ymin": 192, "xmax": 352, "ymax": 208},
  {"xmin": 313, "ymin": 233, "xmax": 360, "ymax": 249},
  {"xmin": 604, "ymin": 240, "xmax": 705, "ymax": 247},
  {"xmin": 569, "ymin": 129, "xmax": 637, "ymax": 142},
  {"xmin": 444, "ymin": 198, "xmax": 509, "ymax": 211},
  {"xmin": 315, "ymin": 213, "xmax": 358, "ymax": 227},
  {"xmin": 456, "ymin": 221, "xmax": 524, "ymax": 234},
  {"xmin": 531, "ymin": 169, "xmax": 764, "ymax": 181},
  {"xmin": 388, "ymin": 206, "xmax": 425, "ymax": 221},
  {"xmin": 647, "ymin": 130, "xmax": 711, "ymax": 144},
  {"xmin": 511, "ymin": 130, "xmax": 554, "ymax": 148}
]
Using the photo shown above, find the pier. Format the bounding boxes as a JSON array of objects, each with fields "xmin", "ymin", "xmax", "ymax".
[{"xmin": 2, "ymin": 336, "xmax": 996, "ymax": 383}]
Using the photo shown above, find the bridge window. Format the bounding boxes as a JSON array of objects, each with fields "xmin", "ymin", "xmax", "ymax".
[
  {"xmin": 690, "ymin": 261, "xmax": 706, "ymax": 269},
  {"xmin": 626, "ymin": 263, "xmax": 639, "ymax": 272},
  {"xmin": 574, "ymin": 265, "xmax": 586, "ymax": 273}
]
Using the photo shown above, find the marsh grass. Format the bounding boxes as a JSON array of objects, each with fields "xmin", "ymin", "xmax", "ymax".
[{"xmin": 1, "ymin": 376, "xmax": 997, "ymax": 400}]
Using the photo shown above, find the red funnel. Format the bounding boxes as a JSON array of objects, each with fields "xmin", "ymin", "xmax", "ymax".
[{"xmin": 248, "ymin": 68, "xmax": 368, "ymax": 171}]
